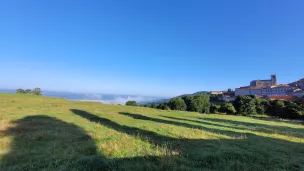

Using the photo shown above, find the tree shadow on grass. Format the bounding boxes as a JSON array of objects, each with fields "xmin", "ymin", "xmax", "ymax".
[
  {"xmin": 0, "ymin": 115, "xmax": 115, "ymax": 171},
  {"xmin": 194, "ymin": 117, "xmax": 304, "ymax": 139},
  {"xmin": 161, "ymin": 115, "xmax": 304, "ymax": 139},
  {"xmin": 2, "ymin": 111, "xmax": 303, "ymax": 170},
  {"xmin": 71, "ymin": 109, "xmax": 304, "ymax": 170},
  {"xmin": 160, "ymin": 115, "xmax": 242, "ymax": 130},
  {"xmin": 118, "ymin": 112, "xmax": 243, "ymax": 137},
  {"xmin": 249, "ymin": 115, "xmax": 304, "ymax": 125},
  {"xmin": 70, "ymin": 109, "xmax": 180, "ymax": 148}
]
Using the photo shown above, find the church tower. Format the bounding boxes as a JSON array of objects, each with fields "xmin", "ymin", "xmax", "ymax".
[{"xmin": 271, "ymin": 74, "xmax": 277, "ymax": 86}]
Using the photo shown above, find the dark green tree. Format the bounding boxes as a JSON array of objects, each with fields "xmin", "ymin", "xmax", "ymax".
[
  {"xmin": 157, "ymin": 103, "xmax": 170, "ymax": 110},
  {"xmin": 164, "ymin": 105, "xmax": 171, "ymax": 110},
  {"xmin": 210, "ymin": 94, "xmax": 224, "ymax": 102},
  {"xmin": 16, "ymin": 88, "xmax": 25, "ymax": 94},
  {"xmin": 168, "ymin": 98, "xmax": 187, "ymax": 111},
  {"xmin": 210, "ymin": 104, "xmax": 220, "ymax": 114},
  {"xmin": 182, "ymin": 96, "xmax": 195, "ymax": 111},
  {"xmin": 234, "ymin": 96, "xmax": 256, "ymax": 115},
  {"xmin": 254, "ymin": 98, "xmax": 269, "ymax": 114},
  {"xmin": 199, "ymin": 94, "xmax": 210, "ymax": 113},
  {"xmin": 125, "ymin": 101, "xmax": 137, "ymax": 106},
  {"xmin": 157, "ymin": 103, "xmax": 163, "ymax": 109},
  {"xmin": 183, "ymin": 95, "xmax": 210, "ymax": 113},
  {"xmin": 32, "ymin": 88, "xmax": 42, "ymax": 96},
  {"xmin": 283, "ymin": 101, "xmax": 302, "ymax": 119},
  {"xmin": 220, "ymin": 102, "xmax": 236, "ymax": 114},
  {"xmin": 192, "ymin": 95, "xmax": 204, "ymax": 112},
  {"xmin": 268, "ymin": 100, "xmax": 285, "ymax": 117},
  {"xmin": 24, "ymin": 89, "xmax": 32, "ymax": 94},
  {"xmin": 150, "ymin": 103, "xmax": 156, "ymax": 108},
  {"xmin": 295, "ymin": 96, "xmax": 304, "ymax": 115}
]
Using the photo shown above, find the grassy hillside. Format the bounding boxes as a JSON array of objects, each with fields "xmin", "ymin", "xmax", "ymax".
[{"xmin": 0, "ymin": 93, "xmax": 303, "ymax": 171}]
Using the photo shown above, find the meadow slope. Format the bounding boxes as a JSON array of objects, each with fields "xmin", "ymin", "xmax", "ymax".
[{"xmin": 0, "ymin": 93, "xmax": 303, "ymax": 171}]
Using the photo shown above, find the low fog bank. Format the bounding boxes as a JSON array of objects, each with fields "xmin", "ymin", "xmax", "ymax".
[{"xmin": 79, "ymin": 95, "xmax": 162, "ymax": 105}]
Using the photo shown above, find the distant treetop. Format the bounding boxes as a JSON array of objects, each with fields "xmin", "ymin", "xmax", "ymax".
[
  {"xmin": 125, "ymin": 101, "xmax": 137, "ymax": 106},
  {"xmin": 16, "ymin": 88, "xmax": 42, "ymax": 96}
]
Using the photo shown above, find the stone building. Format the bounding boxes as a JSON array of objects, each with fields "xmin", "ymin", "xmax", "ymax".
[
  {"xmin": 250, "ymin": 74, "xmax": 277, "ymax": 88},
  {"xmin": 235, "ymin": 75, "xmax": 300, "ymax": 97}
]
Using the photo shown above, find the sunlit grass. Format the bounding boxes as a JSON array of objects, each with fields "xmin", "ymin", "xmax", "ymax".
[{"xmin": 0, "ymin": 93, "xmax": 303, "ymax": 171}]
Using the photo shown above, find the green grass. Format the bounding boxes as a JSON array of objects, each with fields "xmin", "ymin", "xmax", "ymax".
[{"xmin": 0, "ymin": 93, "xmax": 303, "ymax": 171}]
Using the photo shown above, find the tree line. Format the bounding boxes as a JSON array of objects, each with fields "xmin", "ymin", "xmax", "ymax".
[
  {"xmin": 126, "ymin": 94, "xmax": 211, "ymax": 113},
  {"xmin": 126, "ymin": 95, "xmax": 304, "ymax": 119},
  {"xmin": 16, "ymin": 88, "xmax": 42, "ymax": 96},
  {"xmin": 231, "ymin": 95, "xmax": 304, "ymax": 119}
]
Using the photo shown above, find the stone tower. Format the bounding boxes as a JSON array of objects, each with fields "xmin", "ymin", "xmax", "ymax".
[{"xmin": 271, "ymin": 74, "xmax": 277, "ymax": 86}]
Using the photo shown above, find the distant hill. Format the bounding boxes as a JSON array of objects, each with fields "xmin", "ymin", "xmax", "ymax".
[
  {"xmin": 175, "ymin": 91, "xmax": 210, "ymax": 98},
  {"xmin": 137, "ymin": 98, "xmax": 170, "ymax": 105}
]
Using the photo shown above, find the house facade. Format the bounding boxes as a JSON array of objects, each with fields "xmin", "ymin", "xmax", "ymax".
[
  {"xmin": 210, "ymin": 91, "xmax": 224, "ymax": 95},
  {"xmin": 235, "ymin": 75, "xmax": 301, "ymax": 97}
]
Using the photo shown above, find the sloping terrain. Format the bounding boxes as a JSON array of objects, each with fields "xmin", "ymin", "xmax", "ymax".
[{"xmin": 0, "ymin": 94, "xmax": 303, "ymax": 171}]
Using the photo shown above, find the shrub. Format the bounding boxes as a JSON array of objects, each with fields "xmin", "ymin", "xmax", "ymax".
[
  {"xmin": 210, "ymin": 104, "xmax": 220, "ymax": 114},
  {"xmin": 182, "ymin": 95, "xmax": 210, "ymax": 113},
  {"xmin": 182, "ymin": 96, "xmax": 195, "ymax": 111},
  {"xmin": 16, "ymin": 88, "xmax": 41, "ymax": 95},
  {"xmin": 282, "ymin": 101, "xmax": 302, "ymax": 119},
  {"xmin": 163, "ymin": 105, "xmax": 171, "ymax": 110},
  {"xmin": 267, "ymin": 100, "xmax": 285, "ymax": 117},
  {"xmin": 220, "ymin": 102, "xmax": 236, "ymax": 114},
  {"xmin": 157, "ymin": 103, "xmax": 170, "ymax": 110},
  {"xmin": 24, "ymin": 89, "xmax": 32, "ymax": 94},
  {"xmin": 234, "ymin": 96, "xmax": 256, "ymax": 115},
  {"xmin": 168, "ymin": 98, "xmax": 187, "ymax": 111},
  {"xmin": 32, "ymin": 88, "xmax": 42, "ymax": 95},
  {"xmin": 16, "ymin": 88, "xmax": 25, "ymax": 94},
  {"xmin": 255, "ymin": 98, "xmax": 269, "ymax": 114},
  {"xmin": 125, "ymin": 101, "xmax": 137, "ymax": 106},
  {"xmin": 150, "ymin": 103, "xmax": 156, "ymax": 108}
]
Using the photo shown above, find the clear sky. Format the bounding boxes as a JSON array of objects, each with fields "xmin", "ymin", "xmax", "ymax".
[{"xmin": 0, "ymin": 0, "xmax": 303, "ymax": 97}]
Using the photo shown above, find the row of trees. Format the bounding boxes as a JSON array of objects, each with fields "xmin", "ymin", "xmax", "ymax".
[
  {"xmin": 210, "ymin": 96, "xmax": 304, "ymax": 119},
  {"xmin": 126, "ymin": 95, "xmax": 304, "ymax": 119},
  {"xmin": 16, "ymin": 88, "xmax": 42, "ymax": 96},
  {"xmin": 210, "ymin": 103, "xmax": 236, "ymax": 114},
  {"xmin": 126, "ymin": 94, "xmax": 211, "ymax": 113}
]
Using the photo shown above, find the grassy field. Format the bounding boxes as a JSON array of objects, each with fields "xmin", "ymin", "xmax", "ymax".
[{"xmin": 0, "ymin": 93, "xmax": 303, "ymax": 171}]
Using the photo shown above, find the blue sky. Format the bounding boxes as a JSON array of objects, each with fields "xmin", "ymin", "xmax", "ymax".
[{"xmin": 0, "ymin": 0, "xmax": 303, "ymax": 97}]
